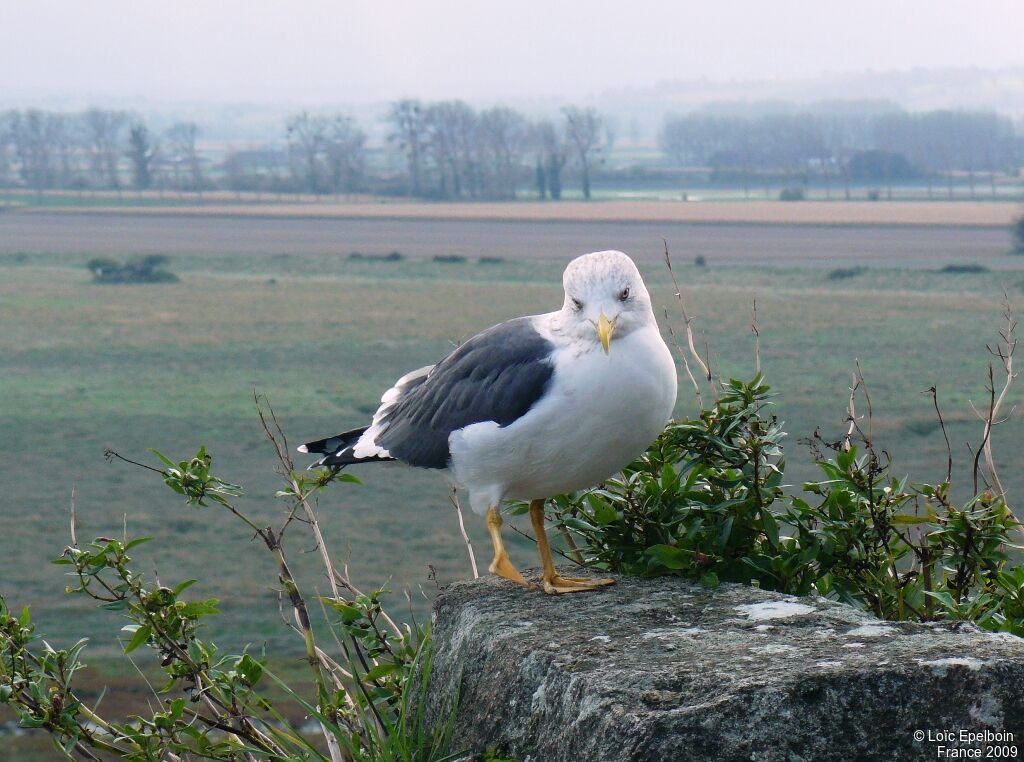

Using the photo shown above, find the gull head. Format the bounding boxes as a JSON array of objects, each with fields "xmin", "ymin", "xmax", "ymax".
[{"xmin": 559, "ymin": 250, "xmax": 654, "ymax": 353}]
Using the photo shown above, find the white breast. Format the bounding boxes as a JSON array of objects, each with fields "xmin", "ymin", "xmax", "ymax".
[{"xmin": 449, "ymin": 324, "xmax": 677, "ymax": 514}]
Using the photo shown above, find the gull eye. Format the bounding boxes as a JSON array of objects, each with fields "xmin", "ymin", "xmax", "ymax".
[
  {"xmin": 571, "ymin": 298, "xmax": 583, "ymax": 311},
  {"xmin": 618, "ymin": 287, "xmax": 630, "ymax": 302}
]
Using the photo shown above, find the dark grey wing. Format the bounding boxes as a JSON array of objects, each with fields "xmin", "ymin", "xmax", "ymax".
[{"xmin": 375, "ymin": 317, "xmax": 555, "ymax": 468}]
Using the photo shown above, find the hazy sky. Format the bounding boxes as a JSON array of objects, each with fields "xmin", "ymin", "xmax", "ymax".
[{"xmin": 4, "ymin": 0, "xmax": 1023, "ymax": 104}]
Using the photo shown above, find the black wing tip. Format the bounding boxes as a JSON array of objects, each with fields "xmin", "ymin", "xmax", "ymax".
[
  {"xmin": 298, "ymin": 426, "xmax": 369, "ymax": 456},
  {"xmin": 309, "ymin": 449, "xmax": 394, "ymax": 470}
]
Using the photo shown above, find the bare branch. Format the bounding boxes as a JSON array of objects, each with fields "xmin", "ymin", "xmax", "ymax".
[
  {"xmin": 449, "ymin": 487, "xmax": 479, "ymax": 578},
  {"xmin": 751, "ymin": 298, "xmax": 761, "ymax": 376},
  {"xmin": 924, "ymin": 386, "xmax": 953, "ymax": 484},
  {"xmin": 663, "ymin": 239, "xmax": 716, "ymax": 401}
]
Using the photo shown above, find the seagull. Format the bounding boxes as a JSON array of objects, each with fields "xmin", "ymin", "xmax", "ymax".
[{"xmin": 299, "ymin": 250, "xmax": 677, "ymax": 594}]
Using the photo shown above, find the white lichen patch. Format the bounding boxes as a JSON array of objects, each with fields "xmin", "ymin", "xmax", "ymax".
[
  {"xmin": 590, "ymin": 635, "xmax": 611, "ymax": 644},
  {"xmin": 735, "ymin": 601, "xmax": 815, "ymax": 621},
  {"xmin": 920, "ymin": 657, "xmax": 984, "ymax": 674},
  {"xmin": 816, "ymin": 660, "xmax": 843, "ymax": 668},
  {"xmin": 843, "ymin": 642, "xmax": 865, "ymax": 648},
  {"xmin": 846, "ymin": 624, "xmax": 897, "ymax": 637},
  {"xmin": 752, "ymin": 644, "xmax": 800, "ymax": 656},
  {"xmin": 642, "ymin": 627, "xmax": 703, "ymax": 640},
  {"xmin": 754, "ymin": 624, "xmax": 774, "ymax": 632},
  {"xmin": 530, "ymin": 681, "xmax": 547, "ymax": 714}
]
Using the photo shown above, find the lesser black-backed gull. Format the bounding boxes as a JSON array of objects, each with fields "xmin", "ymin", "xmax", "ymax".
[{"xmin": 300, "ymin": 250, "xmax": 678, "ymax": 593}]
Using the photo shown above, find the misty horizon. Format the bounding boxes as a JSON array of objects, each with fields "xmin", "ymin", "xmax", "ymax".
[{"xmin": 5, "ymin": 1, "xmax": 1023, "ymax": 107}]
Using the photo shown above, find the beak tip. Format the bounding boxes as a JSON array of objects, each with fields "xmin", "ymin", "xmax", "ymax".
[{"xmin": 597, "ymin": 312, "xmax": 614, "ymax": 354}]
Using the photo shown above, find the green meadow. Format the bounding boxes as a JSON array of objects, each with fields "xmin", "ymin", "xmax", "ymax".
[{"xmin": 1, "ymin": 245, "xmax": 1022, "ymax": 755}]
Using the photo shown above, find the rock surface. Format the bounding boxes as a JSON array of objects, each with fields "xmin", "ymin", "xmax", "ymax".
[{"xmin": 425, "ymin": 571, "xmax": 1024, "ymax": 761}]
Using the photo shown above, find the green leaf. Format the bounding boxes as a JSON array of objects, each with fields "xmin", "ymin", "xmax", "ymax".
[
  {"xmin": 149, "ymin": 449, "xmax": 176, "ymax": 468},
  {"xmin": 760, "ymin": 510, "xmax": 780, "ymax": 547},
  {"xmin": 362, "ymin": 662, "xmax": 399, "ymax": 682},
  {"xmin": 891, "ymin": 515, "xmax": 931, "ymax": 526},
  {"xmin": 644, "ymin": 544, "xmax": 688, "ymax": 571},
  {"xmin": 125, "ymin": 536, "xmax": 154, "ymax": 551},
  {"xmin": 123, "ymin": 624, "xmax": 151, "ymax": 654},
  {"xmin": 237, "ymin": 654, "xmax": 263, "ymax": 685},
  {"xmin": 700, "ymin": 571, "xmax": 720, "ymax": 589}
]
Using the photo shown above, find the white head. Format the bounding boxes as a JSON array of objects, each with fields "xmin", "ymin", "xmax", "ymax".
[{"xmin": 556, "ymin": 250, "xmax": 655, "ymax": 353}]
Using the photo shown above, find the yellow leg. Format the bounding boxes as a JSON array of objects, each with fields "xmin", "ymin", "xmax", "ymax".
[
  {"xmin": 529, "ymin": 499, "xmax": 615, "ymax": 595},
  {"xmin": 487, "ymin": 506, "xmax": 532, "ymax": 588}
]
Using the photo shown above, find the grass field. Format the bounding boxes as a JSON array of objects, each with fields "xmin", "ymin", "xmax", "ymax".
[{"xmin": 2, "ymin": 232, "xmax": 1023, "ymax": 755}]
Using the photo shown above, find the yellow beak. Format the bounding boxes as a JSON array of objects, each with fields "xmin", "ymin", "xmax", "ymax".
[{"xmin": 596, "ymin": 312, "xmax": 614, "ymax": 354}]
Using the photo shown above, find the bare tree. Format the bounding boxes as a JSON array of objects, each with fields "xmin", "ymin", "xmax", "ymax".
[
  {"xmin": 8, "ymin": 109, "xmax": 59, "ymax": 193},
  {"xmin": 166, "ymin": 121, "xmax": 204, "ymax": 193},
  {"xmin": 126, "ymin": 121, "xmax": 159, "ymax": 190},
  {"xmin": 286, "ymin": 112, "xmax": 329, "ymax": 195},
  {"xmin": 563, "ymin": 106, "xmax": 603, "ymax": 200},
  {"xmin": 535, "ymin": 119, "xmax": 567, "ymax": 200},
  {"xmin": 387, "ymin": 99, "xmax": 425, "ymax": 196},
  {"xmin": 325, "ymin": 115, "xmax": 366, "ymax": 196},
  {"xmin": 0, "ymin": 112, "xmax": 11, "ymax": 187},
  {"xmin": 83, "ymin": 109, "xmax": 127, "ymax": 189},
  {"xmin": 422, "ymin": 100, "xmax": 478, "ymax": 199},
  {"xmin": 478, "ymin": 106, "xmax": 528, "ymax": 199}
]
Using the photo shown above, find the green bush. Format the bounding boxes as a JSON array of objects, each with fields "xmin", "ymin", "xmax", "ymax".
[
  {"xmin": 778, "ymin": 187, "xmax": 805, "ymax": 201},
  {"xmin": 87, "ymin": 255, "xmax": 179, "ymax": 284},
  {"xmin": 940, "ymin": 263, "xmax": 989, "ymax": 274},
  {"xmin": 1, "ymin": 427, "xmax": 458, "ymax": 760},
  {"xmin": 530, "ymin": 369, "xmax": 1024, "ymax": 635},
  {"xmin": 828, "ymin": 266, "xmax": 866, "ymax": 280}
]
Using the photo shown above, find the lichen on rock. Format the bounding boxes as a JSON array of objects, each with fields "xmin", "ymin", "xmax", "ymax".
[{"xmin": 425, "ymin": 572, "xmax": 1024, "ymax": 761}]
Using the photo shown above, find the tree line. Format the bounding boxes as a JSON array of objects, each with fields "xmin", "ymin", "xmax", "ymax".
[
  {"xmin": 659, "ymin": 109, "xmax": 1020, "ymax": 198},
  {"xmin": 0, "ymin": 103, "xmax": 607, "ymax": 201},
  {"xmin": 0, "ymin": 103, "xmax": 1020, "ymax": 200}
]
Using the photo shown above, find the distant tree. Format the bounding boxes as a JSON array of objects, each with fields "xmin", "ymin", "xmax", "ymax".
[
  {"xmin": 563, "ymin": 106, "xmax": 603, "ymax": 200},
  {"xmin": 165, "ymin": 121, "xmax": 205, "ymax": 192},
  {"xmin": 324, "ymin": 115, "xmax": 366, "ymax": 196},
  {"xmin": 1013, "ymin": 214, "xmax": 1024, "ymax": 255},
  {"xmin": 603, "ymin": 116, "xmax": 618, "ymax": 154},
  {"xmin": 83, "ymin": 109, "xmax": 127, "ymax": 189},
  {"xmin": 847, "ymin": 150, "xmax": 917, "ymax": 183},
  {"xmin": 0, "ymin": 112, "xmax": 11, "ymax": 187},
  {"xmin": 126, "ymin": 121, "xmax": 158, "ymax": 190},
  {"xmin": 535, "ymin": 120, "xmax": 567, "ymax": 200},
  {"xmin": 478, "ymin": 106, "xmax": 528, "ymax": 199},
  {"xmin": 659, "ymin": 113, "xmax": 721, "ymax": 166},
  {"xmin": 8, "ymin": 109, "xmax": 61, "ymax": 192},
  {"xmin": 286, "ymin": 112, "xmax": 329, "ymax": 195},
  {"xmin": 534, "ymin": 157, "xmax": 547, "ymax": 200},
  {"xmin": 387, "ymin": 99, "xmax": 426, "ymax": 196},
  {"xmin": 51, "ymin": 113, "xmax": 86, "ymax": 189},
  {"xmin": 421, "ymin": 100, "xmax": 478, "ymax": 199}
]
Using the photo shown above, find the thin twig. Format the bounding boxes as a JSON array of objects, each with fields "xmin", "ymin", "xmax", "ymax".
[
  {"xmin": 69, "ymin": 485, "xmax": 78, "ymax": 548},
  {"xmin": 750, "ymin": 297, "xmax": 761, "ymax": 376},
  {"xmin": 663, "ymin": 239, "xmax": 716, "ymax": 401},
  {"xmin": 449, "ymin": 487, "xmax": 479, "ymax": 578},
  {"xmin": 663, "ymin": 306, "xmax": 702, "ymax": 407},
  {"xmin": 924, "ymin": 386, "xmax": 953, "ymax": 484},
  {"xmin": 843, "ymin": 371, "xmax": 861, "ymax": 451}
]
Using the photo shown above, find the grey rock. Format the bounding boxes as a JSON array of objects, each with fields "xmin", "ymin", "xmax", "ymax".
[{"xmin": 425, "ymin": 571, "xmax": 1024, "ymax": 761}]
